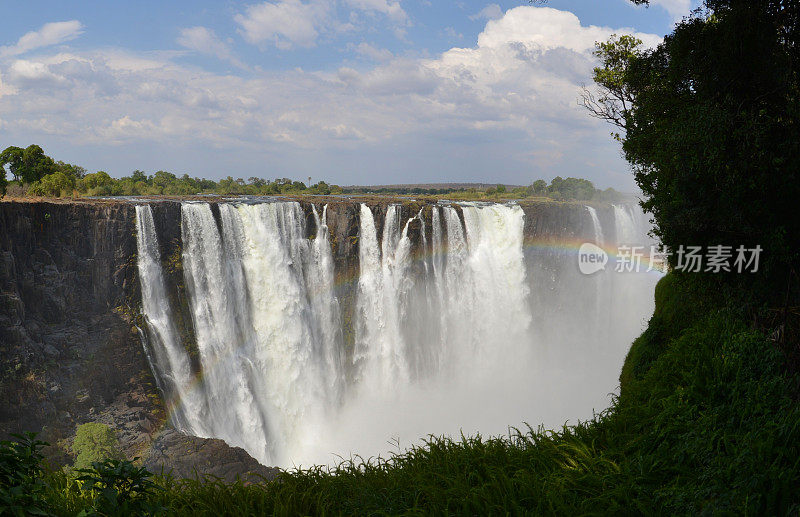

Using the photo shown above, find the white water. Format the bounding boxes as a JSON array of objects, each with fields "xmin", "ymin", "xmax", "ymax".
[
  {"xmin": 136, "ymin": 200, "xmax": 660, "ymax": 467},
  {"xmin": 586, "ymin": 206, "xmax": 604, "ymax": 246},
  {"xmin": 134, "ymin": 205, "xmax": 207, "ymax": 435}
]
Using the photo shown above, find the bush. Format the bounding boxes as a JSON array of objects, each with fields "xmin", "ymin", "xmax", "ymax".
[
  {"xmin": 75, "ymin": 458, "xmax": 164, "ymax": 515},
  {"xmin": 0, "ymin": 432, "xmax": 50, "ymax": 514},
  {"xmin": 72, "ymin": 423, "xmax": 124, "ymax": 470},
  {"xmin": 78, "ymin": 171, "xmax": 114, "ymax": 196},
  {"xmin": 29, "ymin": 171, "xmax": 74, "ymax": 197}
]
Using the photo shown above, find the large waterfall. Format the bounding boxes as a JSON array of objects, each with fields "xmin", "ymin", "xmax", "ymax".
[{"xmin": 135, "ymin": 200, "xmax": 658, "ymax": 467}]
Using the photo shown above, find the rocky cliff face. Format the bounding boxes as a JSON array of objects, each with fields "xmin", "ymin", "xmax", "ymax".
[
  {"xmin": 0, "ymin": 197, "xmax": 612, "ymax": 474},
  {"xmin": 0, "ymin": 200, "xmax": 160, "ymax": 463}
]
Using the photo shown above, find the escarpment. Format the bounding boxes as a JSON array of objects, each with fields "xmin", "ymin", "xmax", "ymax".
[{"xmin": 0, "ymin": 197, "xmax": 635, "ymax": 474}]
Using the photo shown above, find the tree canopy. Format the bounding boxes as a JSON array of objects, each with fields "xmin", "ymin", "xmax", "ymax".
[{"xmin": 588, "ymin": 0, "xmax": 800, "ymax": 287}]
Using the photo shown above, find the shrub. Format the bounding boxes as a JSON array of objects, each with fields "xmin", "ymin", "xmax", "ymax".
[
  {"xmin": 29, "ymin": 171, "xmax": 74, "ymax": 197},
  {"xmin": 72, "ymin": 423, "xmax": 124, "ymax": 470},
  {"xmin": 75, "ymin": 458, "xmax": 164, "ymax": 515},
  {"xmin": 0, "ymin": 432, "xmax": 50, "ymax": 515}
]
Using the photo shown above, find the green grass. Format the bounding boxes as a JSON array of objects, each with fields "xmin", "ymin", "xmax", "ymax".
[{"xmin": 8, "ymin": 274, "xmax": 799, "ymax": 515}]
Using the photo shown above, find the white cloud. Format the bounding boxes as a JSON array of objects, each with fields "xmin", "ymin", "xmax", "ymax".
[
  {"xmin": 234, "ymin": 0, "xmax": 330, "ymax": 49},
  {"xmin": 177, "ymin": 26, "xmax": 246, "ymax": 68},
  {"xmin": 0, "ymin": 21, "xmax": 84, "ymax": 58},
  {"xmin": 476, "ymin": 7, "xmax": 661, "ymax": 52},
  {"xmin": 469, "ymin": 4, "xmax": 503, "ymax": 21},
  {"xmin": 345, "ymin": 0, "xmax": 408, "ymax": 23},
  {"xmin": 443, "ymin": 27, "xmax": 463, "ymax": 40},
  {"xmin": 0, "ymin": 71, "xmax": 18, "ymax": 97},
  {"xmin": 7, "ymin": 59, "xmax": 66, "ymax": 88},
  {"xmin": 354, "ymin": 42, "xmax": 393, "ymax": 61},
  {"xmin": 651, "ymin": 0, "xmax": 692, "ymax": 21},
  {"xmin": 0, "ymin": 7, "xmax": 661, "ymax": 187}
]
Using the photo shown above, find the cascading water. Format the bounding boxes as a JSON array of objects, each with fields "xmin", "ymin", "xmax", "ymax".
[
  {"xmin": 586, "ymin": 206, "xmax": 604, "ymax": 245},
  {"xmin": 135, "ymin": 205, "xmax": 207, "ymax": 435},
  {"xmin": 613, "ymin": 203, "xmax": 651, "ymax": 245},
  {"xmin": 136, "ymin": 199, "xmax": 659, "ymax": 467}
]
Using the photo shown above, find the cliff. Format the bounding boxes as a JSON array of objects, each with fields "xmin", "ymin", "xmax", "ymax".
[
  {"xmin": 0, "ymin": 200, "xmax": 159, "ymax": 464},
  {"xmin": 0, "ymin": 196, "xmax": 617, "ymax": 473}
]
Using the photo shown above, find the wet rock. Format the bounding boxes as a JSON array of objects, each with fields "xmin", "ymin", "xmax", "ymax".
[{"xmin": 143, "ymin": 429, "xmax": 280, "ymax": 483}]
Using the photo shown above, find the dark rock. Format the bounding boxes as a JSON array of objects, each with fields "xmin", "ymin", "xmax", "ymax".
[
  {"xmin": 0, "ymin": 200, "xmax": 163, "ymax": 458},
  {"xmin": 143, "ymin": 429, "xmax": 280, "ymax": 483}
]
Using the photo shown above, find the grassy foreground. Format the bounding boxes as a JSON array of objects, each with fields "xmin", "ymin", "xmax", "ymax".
[{"xmin": 5, "ymin": 274, "xmax": 800, "ymax": 515}]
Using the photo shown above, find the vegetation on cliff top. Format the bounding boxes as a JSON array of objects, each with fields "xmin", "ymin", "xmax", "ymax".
[{"xmin": 0, "ymin": 144, "xmax": 625, "ymax": 203}]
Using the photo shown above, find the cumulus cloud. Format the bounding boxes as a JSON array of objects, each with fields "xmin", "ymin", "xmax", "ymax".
[
  {"xmin": 0, "ymin": 6, "xmax": 661, "ymax": 186},
  {"xmin": 177, "ymin": 26, "xmax": 246, "ymax": 68},
  {"xmin": 233, "ymin": 0, "xmax": 408, "ymax": 51},
  {"xmin": 0, "ymin": 71, "xmax": 18, "ymax": 97},
  {"xmin": 469, "ymin": 4, "xmax": 503, "ymax": 21},
  {"xmin": 0, "ymin": 21, "xmax": 84, "ymax": 58},
  {"xmin": 234, "ymin": 0, "xmax": 330, "ymax": 49},
  {"xmin": 475, "ymin": 7, "xmax": 661, "ymax": 51}
]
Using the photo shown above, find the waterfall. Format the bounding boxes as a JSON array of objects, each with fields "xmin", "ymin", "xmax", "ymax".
[
  {"xmin": 354, "ymin": 204, "xmax": 412, "ymax": 390},
  {"xmin": 143, "ymin": 200, "xmax": 346, "ymax": 465},
  {"xmin": 137, "ymin": 199, "xmax": 659, "ymax": 468},
  {"xmin": 612, "ymin": 204, "xmax": 637, "ymax": 245},
  {"xmin": 355, "ymin": 202, "xmax": 530, "ymax": 379},
  {"xmin": 586, "ymin": 206, "xmax": 604, "ymax": 245},
  {"xmin": 134, "ymin": 205, "xmax": 207, "ymax": 435},
  {"xmin": 180, "ymin": 202, "xmax": 273, "ymax": 462}
]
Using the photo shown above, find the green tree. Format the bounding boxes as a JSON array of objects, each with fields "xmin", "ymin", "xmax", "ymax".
[
  {"xmin": 548, "ymin": 176, "xmax": 596, "ymax": 200},
  {"xmin": 0, "ymin": 145, "xmax": 56, "ymax": 184},
  {"xmin": 529, "ymin": 179, "xmax": 547, "ymax": 195},
  {"xmin": 152, "ymin": 170, "xmax": 177, "ymax": 194},
  {"xmin": 29, "ymin": 171, "xmax": 74, "ymax": 197},
  {"xmin": 79, "ymin": 171, "xmax": 115, "ymax": 195},
  {"xmin": 130, "ymin": 169, "xmax": 148, "ymax": 183},
  {"xmin": 0, "ymin": 146, "xmax": 24, "ymax": 183},
  {"xmin": 310, "ymin": 181, "xmax": 331, "ymax": 195},
  {"xmin": 580, "ymin": 34, "xmax": 643, "ymax": 141},
  {"xmin": 588, "ymin": 1, "xmax": 800, "ymax": 283},
  {"xmin": 20, "ymin": 145, "xmax": 55, "ymax": 183},
  {"xmin": 72, "ymin": 423, "xmax": 124, "ymax": 470},
  {"xmin": 54, "ymin": 161, "xmax": 86, "ymax": 181}
]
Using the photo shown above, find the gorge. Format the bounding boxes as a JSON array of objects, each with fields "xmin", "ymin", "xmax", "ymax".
[{"xmin": 0, "ymin": 197, "xmax": 658, "ymax": 472}]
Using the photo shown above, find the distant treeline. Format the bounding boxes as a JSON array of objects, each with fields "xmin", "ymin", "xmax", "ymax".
[
  {"xmin": 347, "ymin": 177, "xmax": 627, "ymax": 202},
  {"xmin": 0, "ymin": 144, "xmax": 627, "ymax": 202}
]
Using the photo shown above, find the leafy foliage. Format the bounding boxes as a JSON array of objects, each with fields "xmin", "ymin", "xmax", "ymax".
[
  {"xmin": 0, "ymin": 145, "xmax": 56, "ymax": 184},
  {"xmin": 0, "ymin": 432, "xmax": 51, "ymax": 516},
  {"xmin": 587, "ymin": 1, "xmax": 800, "ymax": 290},
  {"xmin": 29, "ymin": 172, "xmax": 75, "ymax": 197},
  {"xmin": 74, "ymin": 459, "xmax": 164, "ymax": 516},
  {"xmin": 0, "ymin": 144, "xmax": 628, "ymax": 202},
  {"xmin": 72, "ymin": 423, "xmax": 124, "ymax": 470}
]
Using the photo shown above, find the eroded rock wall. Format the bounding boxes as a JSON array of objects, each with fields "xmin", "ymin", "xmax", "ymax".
[
  {"xmin": 0, "ymin": 197, "xmax": 604, "ymax": 472},
  {"xmin": 0, "ymin": 200, "xmax": 162, "ymax": 462}
]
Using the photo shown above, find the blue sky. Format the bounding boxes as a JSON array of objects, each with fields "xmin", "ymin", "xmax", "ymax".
[{"xmin": 0, "ymin": 1, "xmax": 697, "ymax": 189}]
